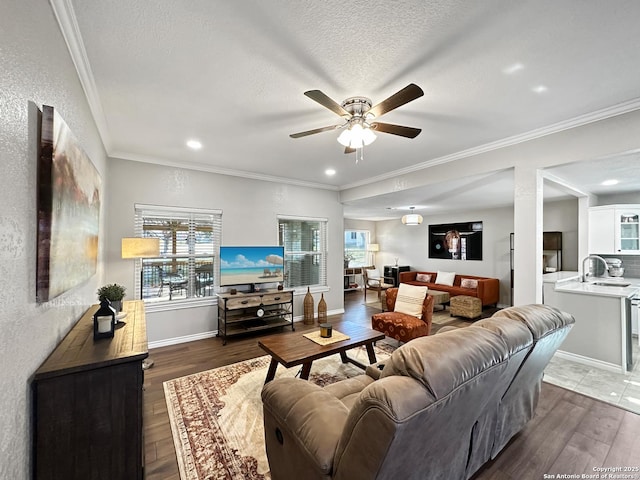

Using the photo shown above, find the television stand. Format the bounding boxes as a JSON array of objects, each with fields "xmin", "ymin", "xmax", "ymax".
[{"xmin": 217, "ymin": 288, "xmax": 294, "ymax": 345}]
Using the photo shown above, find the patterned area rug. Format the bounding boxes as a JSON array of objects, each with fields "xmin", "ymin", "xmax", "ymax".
[{"xmin": 164, "ymin": 344, "xmax": 395, "ymax": 480}]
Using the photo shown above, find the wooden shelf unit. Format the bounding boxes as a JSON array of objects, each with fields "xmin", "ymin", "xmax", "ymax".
[
  {"xmin": 32, "ymin": 300, "xmax": 148, "ymax": 480},
  {"xmin": 217, "ymin": 289, "xmax": 294, "ymax": 345}
]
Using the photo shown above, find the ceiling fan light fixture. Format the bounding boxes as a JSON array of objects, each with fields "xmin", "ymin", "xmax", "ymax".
[
  {"xmin": 401, "ymin": 207, "xmax": 423, "ymax": 225},
  {"xmin": 337, "ymin": 128, "xmax": 352, "ymax": 147},
  {"xmin": 362, "ymin": 127, "xmax": 377, "ymax": 146}
]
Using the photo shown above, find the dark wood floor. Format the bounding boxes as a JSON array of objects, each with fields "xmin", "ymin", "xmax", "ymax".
[{"xmin": 143, "ymin": 291, "xmax": 640, "ymax": 480}]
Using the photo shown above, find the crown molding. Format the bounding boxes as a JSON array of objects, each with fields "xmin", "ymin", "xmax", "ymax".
[
  {"xmin": 50, "ymin": 0, "xmax": 112, "ymax": 152},
  {"xmin": 339, "ymin": 97, "xmax": 640, "ymax": 190},
  {"xmin": 109, "ymin": 151, "xmax": 340, "ymax": 191}
]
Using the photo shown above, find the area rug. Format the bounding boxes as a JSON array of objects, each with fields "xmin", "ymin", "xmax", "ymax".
[{"xmin": 164, "ymin": 344, "xmax": 395, "ymax": 480}]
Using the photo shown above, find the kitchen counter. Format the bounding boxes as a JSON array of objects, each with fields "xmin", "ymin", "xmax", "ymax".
[
  {"xmin": 543, "ymin": 274, "xmax": 638, "ymax": 373},
  {"xmin": 542, "ymin": 271, "xmax": 580, "ymax": 283},
  {"xmin": 553, "ymin": 277, "xmax": 640, "ymax": 298}
]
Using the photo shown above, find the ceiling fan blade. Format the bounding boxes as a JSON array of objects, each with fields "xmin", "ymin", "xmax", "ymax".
[
  {"xmin": 289, "ymin": 124, "xmax": 341, "ymax": 138},
  {"xmin": 304, "ymin": 90, "xmax": 351, "ymax": 117},
  {"xmin": 344, "ymin": 146, "xmax": 356, "ymax": 154},
  {"xmin": 368, "ymin": 84, "xmax": 424, "ymax": 118},
  {"xmin": 371, "ymin": 122, "xmax": 422, "ymax": 138}
]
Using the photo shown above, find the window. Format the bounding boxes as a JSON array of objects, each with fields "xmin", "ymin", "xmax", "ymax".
[
  {"xmin": 278, "ymin": 216, "xmax": 327, "ymax": 289},
  {"xmin": 134, "ymin": 204, "xmax": 222, "ymax": 304},
  {"xmin": 344, "ymin": 230, "xmax": 370, "ymax": 267}
]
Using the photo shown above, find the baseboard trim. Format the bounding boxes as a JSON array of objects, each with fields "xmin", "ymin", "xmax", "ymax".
[
  {"xmin": 148, "ymin": 309, "xmax": 347, "ymax": 349},
  {"xmin": 554, "ymin": 350, "xmax": 626, "ymax": 374},
  {"xmin": 149, "ymin": 331, "xmax": 217, "ymax": 349}
]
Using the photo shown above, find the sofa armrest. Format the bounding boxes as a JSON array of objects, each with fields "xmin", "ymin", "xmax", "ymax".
[
  {"xmin": 365, "ymin": 361, "xmax": 387, "ymax": 380},
  {"xmin": 262, "ymin": 377, "xmax": 350, "ymax": 476},
  {"xmin": 476, "ymin": 278, "xmax": 500, "ymax": 306},
  {"xmin": 398, "ymin": 271, "xmax": 417, "ymax": 283}
]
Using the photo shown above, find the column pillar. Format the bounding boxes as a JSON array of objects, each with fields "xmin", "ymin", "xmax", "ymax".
[{"xmin": 513, "ymin": 165, "xmax": 543, "ymax": 305}]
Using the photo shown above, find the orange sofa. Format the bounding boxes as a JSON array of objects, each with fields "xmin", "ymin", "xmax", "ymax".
[{"xmin": 399, "ymin": 271, "xmax": 499, "ymax": 307}]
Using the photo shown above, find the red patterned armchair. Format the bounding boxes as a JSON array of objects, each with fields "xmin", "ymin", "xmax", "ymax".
[{"xmin": 371, "ymin": 287, "xmax": 434, "ymax": 343}]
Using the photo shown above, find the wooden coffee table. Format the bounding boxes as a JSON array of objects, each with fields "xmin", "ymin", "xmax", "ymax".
[{"xmin": 258, "ymin": 321, "xmax": 385, "ymax": 384}]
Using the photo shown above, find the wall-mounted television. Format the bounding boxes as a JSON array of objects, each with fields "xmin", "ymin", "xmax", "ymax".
[
  {"xmin": 429, "ymin": 221, "xmax": 483, "ymax": 260},
  {"xmin": 220, "ymin": 245, "xmax": 285, "ymax": 287}
]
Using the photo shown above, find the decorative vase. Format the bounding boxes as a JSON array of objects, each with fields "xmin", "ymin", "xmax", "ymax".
[
  {"xmin": 303, "ymin": 287, "xmax": 314, "ymax": 325},
  {"xmin": 317, "ymin": 293, "xmax": 327, "ymax": 324}
]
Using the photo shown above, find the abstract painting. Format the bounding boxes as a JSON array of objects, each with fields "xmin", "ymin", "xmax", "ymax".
[{"xmin": 37, "ymin": 105, "xmax": 101, "ymax": 302}]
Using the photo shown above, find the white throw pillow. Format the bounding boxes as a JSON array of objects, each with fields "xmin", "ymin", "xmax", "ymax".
[
  {"xmin": 366, "ymin": 268, "xmax": 381, "ymax": 286},
  {"xmin": 394, "ymin": 283, "xmax": 428, "ymax": 318},
  {"xmin": 435, "ymin": 271, "xmax": 456, "ymax": 287}
]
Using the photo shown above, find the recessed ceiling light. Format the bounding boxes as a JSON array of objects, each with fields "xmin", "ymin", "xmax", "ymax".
[
  {"xmin": 602, "ymin": 179, "xmax": 619, "ymax": 186},
  {"xmin": 325, "ymin": 168, "xmax": 336, "ymax": 176},
  {"xmin": 502, "ymin": 63, "xmax": 524, "ymax": 74},
  {"xmin": 186, "ymin": 139, "xmax": 202, "ymax": 150},
  {"xmin": 532, "ymin": 85, "xmax": 548, "ymax": 94}
]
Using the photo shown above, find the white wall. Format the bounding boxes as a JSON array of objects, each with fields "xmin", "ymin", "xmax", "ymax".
[
  {"xmin": 106, "ymin": 158, "xmax": 345, "ymax": 343},
  {"xmin": 375, "ymin": 206, "xmax": 514, "ymax": 306},
  {"xmin": 0, "ymin": 2, "xmax": 108, "ymax": 478},
  {"xmin": 596, "ymin": 192, "xmax": 640, "ymax": 205}
]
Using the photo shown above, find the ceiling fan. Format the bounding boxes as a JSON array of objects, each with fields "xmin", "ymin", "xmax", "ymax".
[{"xmin": 290, "ymin": 84, "xmax": 424, "ymax": 160}]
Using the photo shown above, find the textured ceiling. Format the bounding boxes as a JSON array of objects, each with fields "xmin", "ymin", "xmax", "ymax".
[{"xmin": 56, "ymin": 0, "xmax": 640, "ymax": 218}]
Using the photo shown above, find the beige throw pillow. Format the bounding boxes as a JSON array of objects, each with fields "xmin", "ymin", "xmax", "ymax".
[
  {"xmin": 416, "ymin": 273, "xmax": 432, "ymax": 282},
  {"xmin": 461, "ymin": 278, "xmax": 478, "ymax": 289},
  {"xmin": 435, "ymin": 271, "xmax": 456, "ymax": 287},
  {"xmin": 394, "ymin": 283, "xmax": 428, "ymax": 318}
]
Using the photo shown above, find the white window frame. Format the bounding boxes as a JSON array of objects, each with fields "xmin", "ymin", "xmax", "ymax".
[{"xmin": 344, "ymin": 229, "xmax": 371, "ymax": 267}]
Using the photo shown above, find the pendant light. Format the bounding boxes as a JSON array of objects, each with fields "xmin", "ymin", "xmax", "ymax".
[{"xmin": 401, "ymin": 207, "xmax": 423, "ymax": 225}]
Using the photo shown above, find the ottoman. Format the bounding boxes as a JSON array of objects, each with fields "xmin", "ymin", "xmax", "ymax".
[{"xmin": 450, "ymin": 295, "xmax": 482, "ymax": 319}]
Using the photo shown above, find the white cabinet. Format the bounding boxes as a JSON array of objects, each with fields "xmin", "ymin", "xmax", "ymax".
[{"xmin": 589, "ymin": 205, "xmax": 640, "ymax": 255}]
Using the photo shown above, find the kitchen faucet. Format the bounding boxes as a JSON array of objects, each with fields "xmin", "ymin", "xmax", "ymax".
[{"xmin": 581, "ymin": 254, "xmax": 609, "ymax": 282}]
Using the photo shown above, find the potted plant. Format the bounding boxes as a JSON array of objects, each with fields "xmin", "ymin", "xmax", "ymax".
[{"xmin": 97, "ymin": 283, "xmax": 126, "ymax": 312}]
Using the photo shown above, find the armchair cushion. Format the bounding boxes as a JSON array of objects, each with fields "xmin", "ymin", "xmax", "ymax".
[
  {"xmin": 394, "ymin": 283, "xmax": 428, "ymax": 317},
  {"xmin": 365, "ymin": 268, "xmax": 381, "ymax": 286}
]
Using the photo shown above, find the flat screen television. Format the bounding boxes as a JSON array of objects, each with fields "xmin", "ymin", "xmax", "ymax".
[
  {"xmin": 219, "ymin": 245, "xmax": 285, "ymax": 287},
  {"xmin": 429, "ymin": 221, "xmax": 483, "ymax": 260}
]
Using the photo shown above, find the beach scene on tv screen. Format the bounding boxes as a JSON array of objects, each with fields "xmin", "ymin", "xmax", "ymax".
[{"xmin": 220, "ymin": 246, "xmax": 284, "ymax": 286}]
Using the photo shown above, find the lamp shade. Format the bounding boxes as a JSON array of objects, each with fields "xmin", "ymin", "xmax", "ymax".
[
  {"xmin": 367, "ymin": 243, "xmax": 380, "ymax": 252},
  {"xmin": 401, "ymin": 213, "xmax": 423, "ymax": 225},
  {"xmin": 121, "ymin": 238, "xmax": 160, "ymax": 259}
]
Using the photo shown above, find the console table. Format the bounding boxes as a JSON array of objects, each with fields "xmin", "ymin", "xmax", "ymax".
[{"xmin": 33, "ymin": 300, "xmax": 148, "ymax": 480}]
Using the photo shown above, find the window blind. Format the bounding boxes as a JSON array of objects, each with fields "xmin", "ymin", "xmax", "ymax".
[
  {"xmin": 134, "ymin": 204, "xmax": 222, "ymax": 302},
  {"xmin": 277, "ymin": 216, "xmax": 327, "ymax": 288}
]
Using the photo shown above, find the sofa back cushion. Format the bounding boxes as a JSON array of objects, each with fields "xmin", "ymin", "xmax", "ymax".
[
  {"xmin": 379, "ymin": 327, "xmax": 510, "ymax": 398},
  {"xmin": 393, "ymin": 283, "xmax": 428, "ymax": 318}
]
